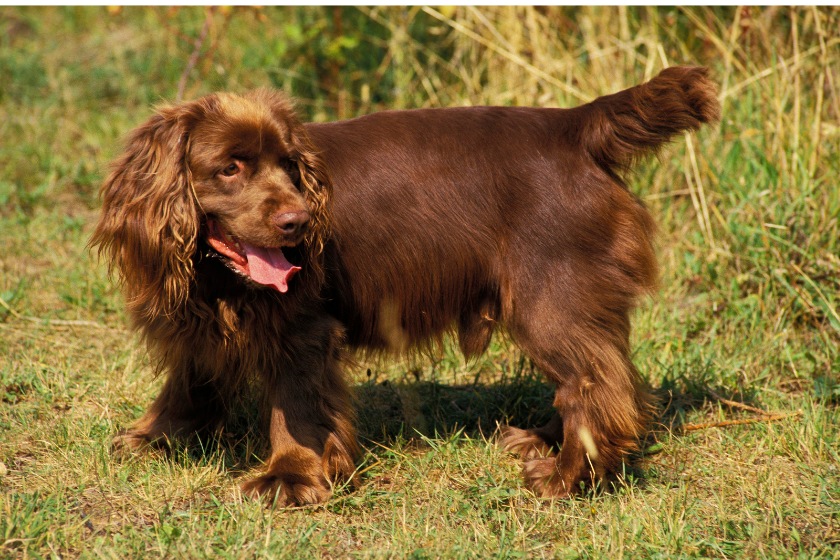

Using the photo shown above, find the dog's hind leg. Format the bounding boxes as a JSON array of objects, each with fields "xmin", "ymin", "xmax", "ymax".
[
  {"xmin": 504, "ymin": 311, "xmax": 651, "ymax": 498},
  {"xmin": 499, "ymin": 249, "xmax": 654, "ymax": 498}
]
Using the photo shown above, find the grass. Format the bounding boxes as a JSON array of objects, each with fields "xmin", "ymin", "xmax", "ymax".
[{"xmin": 1, "ymin": 5, "xmax": 839, "ymax": 559}]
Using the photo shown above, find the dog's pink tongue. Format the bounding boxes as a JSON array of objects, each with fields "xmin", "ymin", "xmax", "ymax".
[{"xmin": 241, "ymin": 242, "xmax": 301, "ymax": 293}]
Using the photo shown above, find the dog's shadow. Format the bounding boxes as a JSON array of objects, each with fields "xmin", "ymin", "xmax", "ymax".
[
  {"xmin": 352, "ymin": 368, "xmax": 556, "ymax": 446},
  {"xmin": 352, "ymin": 357, "xmax": 738, "ymax": 448}
]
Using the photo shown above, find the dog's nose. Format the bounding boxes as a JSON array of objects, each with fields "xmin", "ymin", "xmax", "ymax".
[{"xmin": 273, "ymin": 211, "xmax": 310, "ymax": 237}]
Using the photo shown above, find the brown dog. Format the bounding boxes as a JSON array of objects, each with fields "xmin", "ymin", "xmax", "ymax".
[{"xmin": 92, "ymin": 67, "xmax": 719, "ymax": 505}]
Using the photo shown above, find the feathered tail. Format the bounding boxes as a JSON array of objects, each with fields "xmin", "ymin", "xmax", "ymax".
[{"xmin": 578, "ymin": 66, "xmax": 720, "ymax": 173}]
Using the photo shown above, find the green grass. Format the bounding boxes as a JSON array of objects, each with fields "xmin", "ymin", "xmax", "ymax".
[{"xmin": 2, "ymin": 6, "xmax": 839, "ymax": 559}]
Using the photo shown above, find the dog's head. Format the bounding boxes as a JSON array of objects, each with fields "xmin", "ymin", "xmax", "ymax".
[{"xmin": 91, "ymin": 89, "xmax": 331, "ymax": 320}]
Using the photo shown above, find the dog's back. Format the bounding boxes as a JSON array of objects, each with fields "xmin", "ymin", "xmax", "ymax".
[{"xmin": 308, "ymin": 67, "xmax": 719, "ymax": 357}]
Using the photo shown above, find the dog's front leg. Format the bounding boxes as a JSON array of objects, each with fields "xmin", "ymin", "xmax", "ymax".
[
  {"xmin": 240, "ymin": 317, "xmax": 359, "ymax": 506},
  {"xmin": 112, "ymin": 359, "xmax": 231, "ymax": 454}
]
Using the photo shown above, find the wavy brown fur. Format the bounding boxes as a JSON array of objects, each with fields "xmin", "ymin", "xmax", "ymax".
[{"xmin": 92, "ymin": 67, "xmax": 719, "ymax": 504}]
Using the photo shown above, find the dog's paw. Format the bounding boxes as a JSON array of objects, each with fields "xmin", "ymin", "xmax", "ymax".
[
  {"xmin": 522, "ymin": 457, "xmax": 568, "ymax": 498},
  {"xmin": 240, "ymin": 473, "xmax": 333, "ymax": 507},
  {"xmin": 522, "ymin": 457, "xmax": 583, "ymax": 499},
  {"xmin": 521, "ymin": 455, "xmax": 596, "ymax": 500},
  {"xmin": 500, "ymin": 425, "xmax": 555, "ymax": 460},
  {"xmin": 110, "ymin": 430, "xmax": 162, "ymax": 458}
]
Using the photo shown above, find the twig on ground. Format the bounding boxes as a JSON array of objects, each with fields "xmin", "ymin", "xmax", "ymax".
[
  {"xmin": 681, "ymin": 410, "xmax": 802, "ymax": 432},
  {"xmin": 707, "ymin": 388, "xmax": 770, "ymax": 415}
]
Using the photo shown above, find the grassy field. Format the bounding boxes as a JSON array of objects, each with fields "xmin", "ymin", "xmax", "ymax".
[{"xmin": 1, "ymin": 6, "xmax": 839, "ymax": 559}]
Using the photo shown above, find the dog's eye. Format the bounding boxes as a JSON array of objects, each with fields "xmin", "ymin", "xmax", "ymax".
[
  {"xmin": 220, "ymin": 162, "xmax": 241, "ymax": 177},
  {"xmin": 284, "ymin": 159, "xmax": 301, "ymax": 184}
]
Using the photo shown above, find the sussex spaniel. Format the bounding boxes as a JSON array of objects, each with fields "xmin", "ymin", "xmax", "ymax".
[{"xmin": 92, "ymin": 67, "xmax": 719, "ymax": 505}]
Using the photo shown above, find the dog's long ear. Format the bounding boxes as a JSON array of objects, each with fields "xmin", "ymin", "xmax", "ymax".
[
  {"xmin": 292, "ymin": 116, "xmax": 332, "ymax": 261},
  {"xmin": 91, "ymin": 99, "xmax": 211, "ymax": 322},
  {"xmin": 252, "ymin": 89, "xmax": 333, "ymax": 287}
]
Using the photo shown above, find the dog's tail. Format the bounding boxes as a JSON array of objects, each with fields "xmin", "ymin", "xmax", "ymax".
[{"xmin": 577, "ymin": 66, "xmax": 720, "ymax": 173}]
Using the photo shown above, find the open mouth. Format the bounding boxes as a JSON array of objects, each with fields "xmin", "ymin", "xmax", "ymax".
[{"xmin": 204, "ymin": 218, "xmax": 301, "ymax": 293}]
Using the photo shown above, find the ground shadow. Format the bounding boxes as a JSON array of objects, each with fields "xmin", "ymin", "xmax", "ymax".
[
  {"xmin": 352, "ymin": 357, "xmax": 752, "ymax": 451},
  {"xmin": 352, "ymin": 369, "xmax": 556, "ymax": 445}
]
